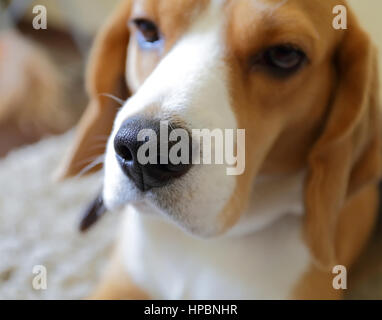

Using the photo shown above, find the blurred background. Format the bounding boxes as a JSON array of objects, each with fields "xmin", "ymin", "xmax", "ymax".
[{"xmin": 0, "ymin": 0, "xmax": 381, "ymax": 299}]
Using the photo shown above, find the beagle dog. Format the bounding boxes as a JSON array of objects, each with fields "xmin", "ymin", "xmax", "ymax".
[{"xmin": 59, "ymin": 0, "xmax": 381, "ymax": 299}]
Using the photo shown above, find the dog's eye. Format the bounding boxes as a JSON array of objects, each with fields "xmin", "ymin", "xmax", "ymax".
[
  {"xmin": 254, "ymin": 44, "xmax": 307, "ymax": 76},
  {"xmin": 132, "ymin": 18, "xmax": 162, "ymax": 48}
]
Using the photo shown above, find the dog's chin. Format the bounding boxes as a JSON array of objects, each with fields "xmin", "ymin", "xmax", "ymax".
[
  {"xmin": 103, "ymin": 178, "xmax": 227, "ymax": 238},
  {"xmin": 148, "ymin": 192, "xmax": 226, "ymax": 238},
  {"xmin": 103, "ymin": 147, "xmax": 237, "ymax": 237}
]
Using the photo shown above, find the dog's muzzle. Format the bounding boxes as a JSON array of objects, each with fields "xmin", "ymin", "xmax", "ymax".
[{"xmin": 113, "ymin": 116, "xmax": 192, "ymax": 192}]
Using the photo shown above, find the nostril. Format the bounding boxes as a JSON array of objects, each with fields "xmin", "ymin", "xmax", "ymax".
[{"xmin": 115, "ymin": 143, "xmax": 133, "ymax": 162}]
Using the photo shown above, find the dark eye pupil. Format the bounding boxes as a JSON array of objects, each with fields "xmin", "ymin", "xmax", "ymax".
[
  {"xmin": 134, "ymin": 19, "xmax": 160, "ymax": 43},
  {"xmin": 266, "ymin": 45, "xmax": 304, "ymax": 70}
]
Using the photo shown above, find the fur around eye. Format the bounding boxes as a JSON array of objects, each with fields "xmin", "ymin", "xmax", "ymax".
[
  {"xmin": 132, "ymin": 18, "xmax": 162, "ymax": 48},
  {"xmin": 252, "ymin": 44, "xmax": 307, "ymax": 77}
]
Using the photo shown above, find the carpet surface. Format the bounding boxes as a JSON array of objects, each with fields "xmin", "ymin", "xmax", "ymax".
[{"xmin": 0, "ymin": 132, "xmax": 117, "ymax": 299}]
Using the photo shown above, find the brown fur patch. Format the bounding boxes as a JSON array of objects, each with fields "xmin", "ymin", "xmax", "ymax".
[{"xmin": 219, "ymin": 0, "xmax": 339, "ymax": 230}]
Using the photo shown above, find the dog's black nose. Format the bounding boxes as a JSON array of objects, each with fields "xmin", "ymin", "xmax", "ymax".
[{"xmin": 114, "ymin": 116, "xmax": 192, "ymax": 191}]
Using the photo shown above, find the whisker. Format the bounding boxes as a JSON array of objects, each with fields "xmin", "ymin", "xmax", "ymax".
[
  {"xmin": 168, "ymin": 122, "xmax": 175, "ymax": 131},
  {"xmin": 76, "ymin": 155, "xmax": 105, "ymax": 178},
  {"xmin": 91, "ymin": 135, "xmax": 110, "ymax": 142},
  {"xmin": 87, "ymin": 143, "xmax": 109, "ymax": 152},
  {"xmin": 100, "ymin": 93, "xmax": 125, "ymax": 106},
  {"xmin": 75, "ymin": 155, "xmax": 105, "ymax": 167}
]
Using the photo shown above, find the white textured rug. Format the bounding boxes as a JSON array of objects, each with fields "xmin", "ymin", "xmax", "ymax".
[{"xmin": 0, "ymin": 132, "xmax": 118, "ymax": 299}]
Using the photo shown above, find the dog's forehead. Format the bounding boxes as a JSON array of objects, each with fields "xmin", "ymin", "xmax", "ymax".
[
  {"xmin": 131, "ymin": 0, "xmax": 340, "ymax": 49},
  {"xmin": 133, "ymin": 0, "xmax": 296, "ymax": 22},
  {"xmin": 131, "ymin": 0, "xmax": 340, "ymax": 21},
  {"xmin": 132, "ymin": 0, "xmax": 211, "ymax": 22}
]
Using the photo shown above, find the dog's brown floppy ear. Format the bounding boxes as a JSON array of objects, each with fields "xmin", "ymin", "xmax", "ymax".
[
  {"xmin": 58, "ymin": 0, "xmax": 132, "ymax": 179},
  {"xmin": 305, "ymin": 11, "xmax": 381, "ymax": 269}
]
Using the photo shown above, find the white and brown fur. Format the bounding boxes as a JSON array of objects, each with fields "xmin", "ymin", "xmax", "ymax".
[{"xmin": 59, "ymin": 0, "xmax": 381, "ymax": 299}]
